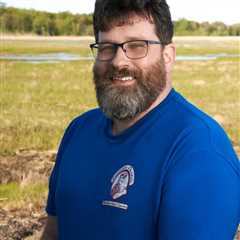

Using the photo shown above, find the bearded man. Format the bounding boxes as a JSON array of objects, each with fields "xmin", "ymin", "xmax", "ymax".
[{"xmin": 42, "ymin": 0, "xmax": 240, "ymax": 239}]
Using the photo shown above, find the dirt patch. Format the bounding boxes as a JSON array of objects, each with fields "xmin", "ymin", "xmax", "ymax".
[
  {"xmin": 0, "ymin": 150, "xmax": 56, "ymax": 184},
  {"xmin": 0, "ymin": 207, "xmax": 46, "ymax": 240},
  {"xmin": 0, "ymin": 150, "xmax": 55, "ymax": 239}
]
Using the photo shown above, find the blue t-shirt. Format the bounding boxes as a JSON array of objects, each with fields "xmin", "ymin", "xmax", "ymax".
[{"xmin": 46, "ymin": 88, "xmax": 240, "ymax": 239}]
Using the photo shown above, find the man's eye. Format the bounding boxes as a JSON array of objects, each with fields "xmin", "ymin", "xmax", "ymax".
[
  {"xmin": 99, "ymin": 45, "xmax": 114, "ymax": 52},
  {"xmin": 127, "ymin": 42, "xmax": 145, "ymax": 49}
]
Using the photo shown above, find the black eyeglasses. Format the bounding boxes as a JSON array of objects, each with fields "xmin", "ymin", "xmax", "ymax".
[{"xmin": 89, "ymin": 40, "xmax": 162, "ymax": 61}]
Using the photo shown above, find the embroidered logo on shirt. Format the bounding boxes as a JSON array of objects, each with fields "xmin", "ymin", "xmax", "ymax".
[
  {"xmin": 111, "ymin": 165, "xmax": 135, "ymax": 199},
  {"xmin": 102, "ymin": 165, "xmax": 135, "ymax": 210}
]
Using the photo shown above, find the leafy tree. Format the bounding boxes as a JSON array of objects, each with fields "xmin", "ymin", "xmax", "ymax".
[
  {"xmin": 33, "ymin": 14, "xmax": 50, "ymax": 35},
  {"xmin": 0, "ymin": 7, "xmax": 239, "ymax": 36},
  {"xmin": 23, "ymin": 12, "xmax": 33, "ymax": 32},
  {"xmin": 228, "ymin": 24, "xmax": 240, "ymax": 36}
]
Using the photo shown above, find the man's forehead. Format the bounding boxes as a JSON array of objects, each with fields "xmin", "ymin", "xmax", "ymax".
[
  {"xmin": 105, "ymin": 12, "xmax": 154, "ymax": 30},
  {"xmin": 98, "ymin": 22, "xmax": 157, "ymax": 42}
]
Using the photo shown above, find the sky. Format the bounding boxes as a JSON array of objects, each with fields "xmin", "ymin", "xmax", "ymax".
[{"xmin": 3, "ymin": 0, "xmax": 240, "ymax": 25}]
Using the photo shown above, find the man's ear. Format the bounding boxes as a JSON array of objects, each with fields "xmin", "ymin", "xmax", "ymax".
[{"xmin": 162, "ymin": 43, "xmax": 176, "ymax": 73}]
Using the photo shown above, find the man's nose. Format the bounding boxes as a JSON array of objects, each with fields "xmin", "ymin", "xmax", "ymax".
[{"xmin": 111, "ymin": 47, "xmax": 129, "ymax": 68}]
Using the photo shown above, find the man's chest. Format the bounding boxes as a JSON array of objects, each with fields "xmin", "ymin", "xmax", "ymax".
[{"xmin": 54, "ymin": 134, "xmax": 171, "ymax": 239}]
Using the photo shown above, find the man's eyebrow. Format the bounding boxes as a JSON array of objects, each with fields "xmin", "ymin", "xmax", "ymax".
[
  {"xmin": 98, "ymin": 40, "xmax": 116, "ymax": 44},
  {"xmin": 98, "ymin": 36, "xmax": 148, "ymax": 44},
  {"xmin": 125, "ymin": 36, "xmax": 148, "ymax": 41}
]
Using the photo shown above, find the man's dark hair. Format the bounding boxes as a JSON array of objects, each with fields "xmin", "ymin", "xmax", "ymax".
[{"xmin": 93, "ymin": 0, "xmax": 174, "ymax": 45}]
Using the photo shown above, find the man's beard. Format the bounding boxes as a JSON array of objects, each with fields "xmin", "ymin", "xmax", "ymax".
[{"xmin": 93, "ymin": 59, "xmax": 166, "ymax": 120}]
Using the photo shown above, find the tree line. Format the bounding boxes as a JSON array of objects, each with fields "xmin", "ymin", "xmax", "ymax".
[{"xmin": 0, "ymin": 5, "xmax": 239, "ymax": 36}]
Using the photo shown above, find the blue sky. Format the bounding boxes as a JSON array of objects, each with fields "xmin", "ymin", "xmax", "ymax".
[{"xmin": 3, "ymin": 0, "xmax": 240, "ymax": 25}]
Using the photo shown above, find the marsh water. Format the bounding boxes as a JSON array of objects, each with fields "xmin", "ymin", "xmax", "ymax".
[{"xmin": 0, "ymin": 52, "xmax": 239, "ymax": 63}]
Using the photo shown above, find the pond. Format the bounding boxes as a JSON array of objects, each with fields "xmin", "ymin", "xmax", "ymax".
[
  {"xmin": 0, "ymin": 53, "xmax": 92, "ymax": 63},
  {"xmin": 0, "ymin": 53, "xmax": 239, "ymax": 63}
]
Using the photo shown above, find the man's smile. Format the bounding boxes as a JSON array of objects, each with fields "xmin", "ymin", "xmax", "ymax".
[{"xmin": 111, "ymin": 76, "xmax": 136, "ymax": 86}]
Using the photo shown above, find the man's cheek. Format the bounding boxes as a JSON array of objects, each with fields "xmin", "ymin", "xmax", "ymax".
[{"xmin": 94, "ymin": 62, "xmax": 109, "ymax": 76}]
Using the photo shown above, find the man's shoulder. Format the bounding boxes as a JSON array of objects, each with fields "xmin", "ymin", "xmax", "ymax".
[
  {"xmin": 63, "ymin": 108, "xmax": 103, "ymax": 135},
  {"xmin": 76, "ymin": 107, "xmax": 102, "ymax": 120},
  {"xmin": 171, "ymin": 91, "xmax": 238, "ymax": 162},
  {"xmin": 71, "ymin": 107, "xmax": 103, "ymax": 125},
  {"xmin": 172, "ymin": 91, "xmax": 226, "ymax": 137}
]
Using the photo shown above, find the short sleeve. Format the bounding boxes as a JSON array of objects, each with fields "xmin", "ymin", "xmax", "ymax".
[
  {"xmin": 45, "ymin": 117, "xmax": 80, "ymax": 216},
  {"xmin": 157, "ymin": 150, "xmax": 240, "ymax": 239}
]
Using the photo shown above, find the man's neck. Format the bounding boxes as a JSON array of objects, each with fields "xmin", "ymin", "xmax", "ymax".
[{"xmin": 111, "ymin": 82, "xmax": 172, "ymax": 135}]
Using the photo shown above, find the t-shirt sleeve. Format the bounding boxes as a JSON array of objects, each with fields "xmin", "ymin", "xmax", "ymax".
[
  {"xmin": 45, "ymin": 117, "xmax": 79, "ymax": 216},
  {"xmin": 157, "ymin": 150, "xmax": 240, "ymax": 239}
]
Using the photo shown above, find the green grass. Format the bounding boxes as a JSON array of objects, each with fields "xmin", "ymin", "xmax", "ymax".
[
  {"xmin": 175, "ymin": 44, "xmax": 240, "ymax": 55},
  {"xmin": 2, "ymin": 37, "xmax": 239, "ymax": 55},
  {"xmin": 0, "ymin": 60, "xmax": 97, "ymax": 155},
  {"xmin": 1, "ymin": 39, "xmax": 93, "ymax": 55},
  {"xmin": 174, "ymin": 37, "xmax": 240, "ymax": 55},
  {"xmin": 0, "ymin": 37, "xmax": 239, "ymax": 155},
  {"xmin": 0, "ymin": 182, "xmax": 48, "ymax": 209}
]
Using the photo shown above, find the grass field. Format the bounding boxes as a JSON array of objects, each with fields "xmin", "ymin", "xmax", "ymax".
[
  {"xmin": 1, "ymin": 36, "xmax": 239, "ymax": 155},
  {"xmin": 0, "ymin": 37, "xmax": 240, "ymax": 238}
]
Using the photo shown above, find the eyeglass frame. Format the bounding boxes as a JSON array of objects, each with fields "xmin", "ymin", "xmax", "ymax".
[{"xmin": 89, "ymin": 40, "xmax": 162, "ymax": 61}]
